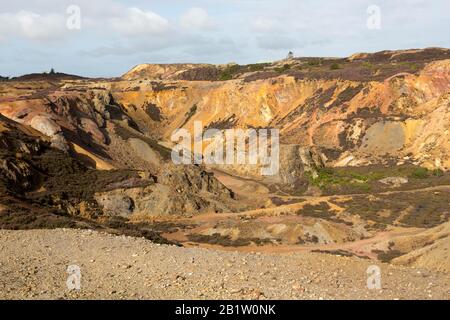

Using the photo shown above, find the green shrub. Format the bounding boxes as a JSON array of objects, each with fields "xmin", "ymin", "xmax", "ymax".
[
  {"xmin": 432, "ymin": 169, "xmax": 444, "ymax": 177},
  {"xmin": 399, "ymin": 61, "xmax": 419, "ymax": 71},
  {"xmin": 330, "ymin": 63, "xmax": 341, "ymax": 70},
  {"xmin": 219, "ymin": 64, "xmax": 241, "ymax": 81},
  {"xmin": 307, "ymin": 59, "xmax": 321, "ymax": 66},
  {"xmin": 362, "ymin": 62, "xmax": 374, "ymax": 69},
  {"xmin": 248, "ymin": 63, "xmax": 267, "ymax": 72},
  {"xmin": 275, "ymin": 64, "xmax": 291, "ymax": 73},
  {"xmin": 409, "ymin": 63, "xmax": 418, "ymax": 71},
  {"xmin": 219, "ymin": 73, "xmax": 233, "ymax": 81},
  {"xmin": 410, "ymin": 168, "xmax": 430, "ymax": 179}
]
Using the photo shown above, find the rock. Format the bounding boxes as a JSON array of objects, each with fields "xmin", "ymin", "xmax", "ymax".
[
  {"xmin": 50, "ymin": 133, "xmax": 69, "ymax": 152},
  {"xmin": 379, "ymin": 177, "xmax": 409, "ymax": 188},
  {"xmin": 276, "ymin": 145, "xmax": 324, "ymax": 184},
  {"xmin": 80, "ymin": 118, "xmax": 106, "ymax": 144},
  {"xmin": 94, "ymin": 193, "xmax": 134, "ymax": 217}
]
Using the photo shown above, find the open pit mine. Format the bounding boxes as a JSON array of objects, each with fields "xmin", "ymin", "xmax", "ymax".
[{"xmin": 1, "ymin": 48, "xmax": 449, "ymax": 299}]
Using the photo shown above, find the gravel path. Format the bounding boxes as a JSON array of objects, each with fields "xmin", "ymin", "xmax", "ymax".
[{"xmin": 0, "ymin": 229, "xmax": 448, "ymax": 300}]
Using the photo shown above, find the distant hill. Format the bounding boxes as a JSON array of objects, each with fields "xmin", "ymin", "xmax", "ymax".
[
  {"xmin": 121, "ymin": 47, "xmax": 450, "ymax": 82},
  {"xmin": 10, "ymin": 72, "xmax": 86, "ymax": 82},
  {"xmin": 121, "ymin": 63, "xmax": 214, "ymax": 80},
  {"xmin": 0, "ymin": 76, "xmax": 8, "ymax": 82}
]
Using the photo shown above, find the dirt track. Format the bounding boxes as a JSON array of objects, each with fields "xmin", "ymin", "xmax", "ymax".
[{"xmin": 158, "ymin": 175, "xmax": 450, "ymax": 258}]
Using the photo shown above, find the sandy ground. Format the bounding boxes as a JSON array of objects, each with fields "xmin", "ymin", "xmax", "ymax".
[{"xmin": 0, "ymin": 228, "xmax": 448, "ymax": 300}]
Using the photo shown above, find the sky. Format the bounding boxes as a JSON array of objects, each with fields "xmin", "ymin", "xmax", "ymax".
[{"xmin": 0, "ymin": 0, "xmax": 449, "ymax": 78}]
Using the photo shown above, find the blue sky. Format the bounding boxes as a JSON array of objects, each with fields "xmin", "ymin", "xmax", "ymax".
[{"xmin": 0, "ymin": 0, "xmax": 449, "ymax": 77}]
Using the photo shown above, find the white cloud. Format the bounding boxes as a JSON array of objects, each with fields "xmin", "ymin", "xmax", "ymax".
[
  {"xmin": 0, "ymin": 10, "xmax": 67, "ymax": 42},
  {"xmin": 180, "ymin": 7, "xmax": 215, "ymax": 30},
  {"xmin": 1, "ymin": 0, "xmax": 449, "ymax": 77},
  {"xmin": 256, "ymin": 35, "xmax": 299, "ymax": 50},
  {"xmin": 109, "ymin": 7, "xmax": 169, "ymax": 36},
  {"xmin": 250, "ymin": 17, "xmax": 279, "ymax": 32}
]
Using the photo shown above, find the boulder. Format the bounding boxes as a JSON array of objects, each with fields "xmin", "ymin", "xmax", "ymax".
[{"xmin": 379, "ymin": 176, "xmax": 409, "ymax": 188}]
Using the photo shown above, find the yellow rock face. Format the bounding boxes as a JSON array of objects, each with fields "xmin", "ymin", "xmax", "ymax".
[
  {"xmin": 110, "ymin": 59, "xmax": 450, "ymax": 172},
  {"xmin": 0, "ymin": 52, "xmax": 449, "ymax": 175}
]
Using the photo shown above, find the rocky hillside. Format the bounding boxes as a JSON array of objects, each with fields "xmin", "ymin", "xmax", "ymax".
[
  {"xmin": 0, "ymin": 111, "xmax": 235, "ymax": 244},
  {"xmin": 0, "ymin": 48, "xmax": 449, "ymax": 274},
  {"xmin": 122, "ymin": 63, "xmax": 216, "ymax": 81},
  {"xmin": 0, "ymin": 47, "xmax": 449, "ymax": 201},
  {"xmin": 2, "ymin": 49, "xmax": 449, "ymax": 179},
  {"xmin": 112, "ymin": 48, "xmax": 450, "ymax": 181}
]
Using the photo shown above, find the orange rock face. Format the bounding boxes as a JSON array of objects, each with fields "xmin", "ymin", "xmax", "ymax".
[{"xmin": 0, "ymin": 48, "xmax": 449, "ymax": 177}]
